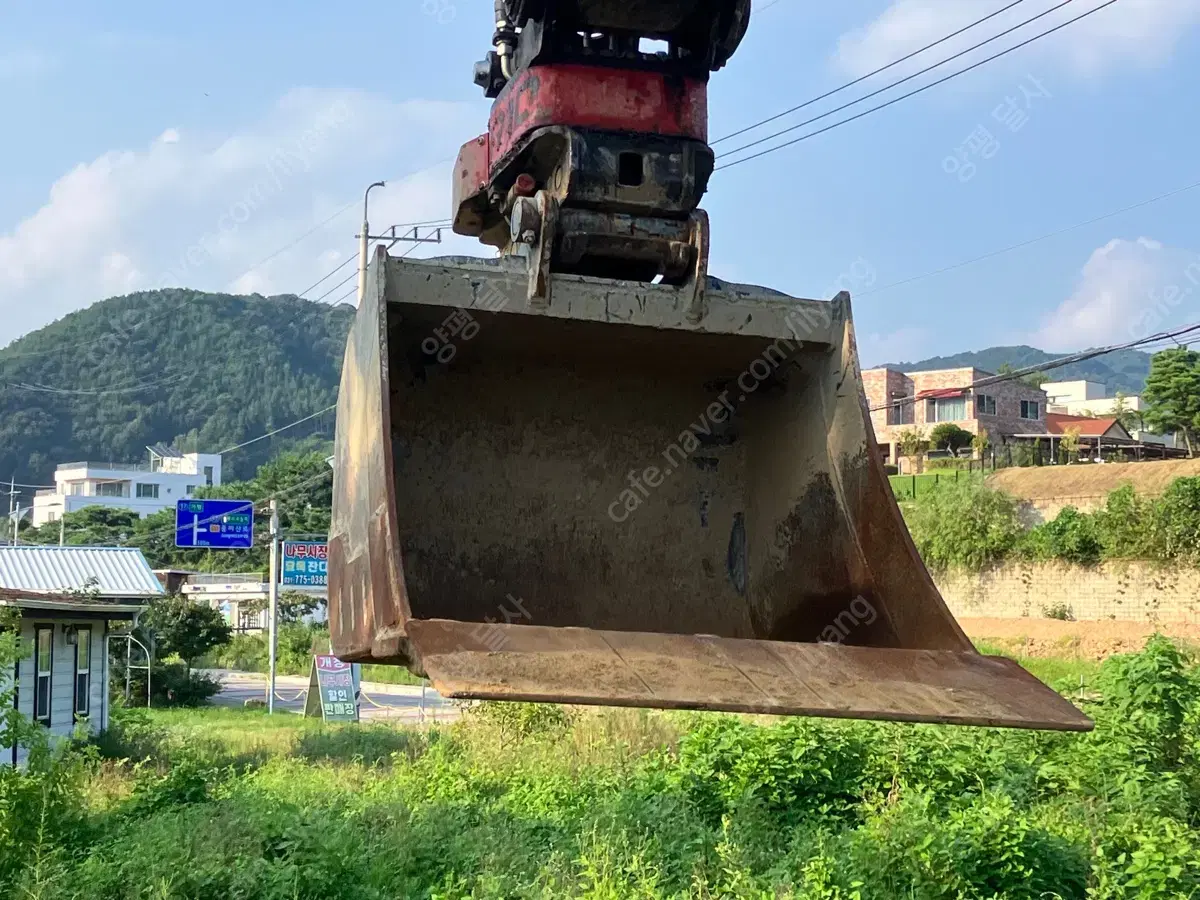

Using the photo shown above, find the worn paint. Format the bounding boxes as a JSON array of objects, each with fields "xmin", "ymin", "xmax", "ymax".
[{"xmin": 326, "ymin": 252, "xmax": 1091, "ymax": 731}]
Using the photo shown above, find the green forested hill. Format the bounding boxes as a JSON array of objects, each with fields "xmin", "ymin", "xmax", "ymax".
[
  {"xmin": 885, "ymin": 345, "xmax": 1152, "ymax": 394},
  {"xmin": 0, "ymin": 290, "xmax": 354, "ymax": 484}
]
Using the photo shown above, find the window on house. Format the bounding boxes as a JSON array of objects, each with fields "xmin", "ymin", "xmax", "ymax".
[
  {"xmin": 185, "ymin": 485, "xmax": 197, "ymax": 496},
  {"xmin": 976, "ymin": 393, "xmax": 996, "ymax": 416},
  {"xmin": 1020, "ymin": 400, "xmax": 1040, "ymax": 420},
  {"xmin": 886, "ymin": 391, "xmax": 913, "ymax": 426},
  {"xmin": 96, "ymin": 481, "xmax": 127, "ymax": 498},
  {"xmin": 926, "ymin": 396, "xmax": 967, "ymax": 423},
  {"xmin": 34, "ymin": 626, "xmax": 52, "ymax": 726},
  {"xmin": 74, "ymin": 627, "xmax": 92, "ymax": 718},
  {"xmin": 204, "ymin": 466, "xmax": 214, "ymax": 487},
  {"xmin": 136, "ymin": 483, "xmax": 160, "ymax": 499}
]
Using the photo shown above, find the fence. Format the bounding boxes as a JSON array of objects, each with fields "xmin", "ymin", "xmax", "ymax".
[{"xmin": 889, "ymin": 469, "xmax": 976, "ymax": 500}]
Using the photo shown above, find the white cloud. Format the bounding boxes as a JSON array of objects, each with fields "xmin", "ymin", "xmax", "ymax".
[
  {"xmin": 1031, "ymin": 237, "xmax": 1200, "ymax": 351},
  {"xmin": 836, "ymin": 0, "xmax": 1200, "ymax": 80},
  {"xmin": 0, "ymin": 88, "xmax": 480, "ymax": 345}
]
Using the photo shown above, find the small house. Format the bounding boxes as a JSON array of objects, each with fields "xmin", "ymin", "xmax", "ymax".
[{"xmin": 0, "ymin": 546, "xmax": 163, "ymax": 766}]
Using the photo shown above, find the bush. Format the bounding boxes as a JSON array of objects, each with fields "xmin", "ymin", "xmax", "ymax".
[
  {"xmin": 1153, "ymin": 476, "xmax": 1200, "ymax": 564},
  {"xmin": 135, "ymin": 663, "xmax": 222, "ymax": 707},
  {"xmin": 929, "ymin": 422, "xmax": 972, "ymax": 452},
  {"xmin": 903, "ymin": 480, "xmax": 1024, "ymax": 572},
  {"xmin": 1022, "ymin": 506, "xmax": 1103, "ymax": 566},
  {"xmin": 1095, "ymin": 483, "xmax": 1158, "ymax": 560}
]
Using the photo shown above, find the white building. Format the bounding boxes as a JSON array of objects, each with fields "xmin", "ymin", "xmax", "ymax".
[
  {"xmin": 0, "ymin": 546, "xmax": 162, "ymax": 767},
  {"xmin": 1042, "ymin": 380, "xmax": 1180, "ymax": 448},
  {"xmin": 31, "ymin": 445, "xmax": 223, "ymax": 527}
]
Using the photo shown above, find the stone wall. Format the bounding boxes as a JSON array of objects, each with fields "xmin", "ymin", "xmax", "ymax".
[{"xmin": 935, "ymin": 561, "xmax": 1200, "ymax": 624}]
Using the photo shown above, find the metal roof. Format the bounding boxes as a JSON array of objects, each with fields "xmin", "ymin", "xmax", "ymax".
[{"xmin": 0, "ymin": 546, "xmax": 165, "ymax": 598}]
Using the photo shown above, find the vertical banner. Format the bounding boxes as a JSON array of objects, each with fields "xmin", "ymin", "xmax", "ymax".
[{"xmin": 302, "ymin": 655, "xmax": 359, "ymax": 722}]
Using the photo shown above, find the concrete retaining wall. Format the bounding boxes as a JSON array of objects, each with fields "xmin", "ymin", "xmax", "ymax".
[{"xmin": 935, "ymin": 561, "xmax": 1200, "ymax": 624}]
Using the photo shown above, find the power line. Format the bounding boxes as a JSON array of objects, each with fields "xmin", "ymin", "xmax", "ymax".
[
  {"xmin": 310, "ymin": 220, "xmax": 450, "ymax": 304},
  {"xmin": 225, "ymin": 198, "xmax": 360, "ymax": 289},
  {"xmin": 716, "ymin": 0, "xmax": 1117, "ymax": 172},
  {"xmin": 859, "ymin": 175, "xmax": 1200, "ymax": 298},
  {"xmin": 713, "ymin": 0, "xmax": 1031, "ymax": 146},
  {"xmin": 870, "ymin": 319, "xmax": 1200, "ymax": 413},
  {"xmin": 218, "ymin": 405, "xmax": 337, "ymax": 455}
]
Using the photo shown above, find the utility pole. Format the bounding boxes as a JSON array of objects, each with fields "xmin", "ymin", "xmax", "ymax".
[
  {"xmin": 4, "ymin": 477, "xmax": 16, "ymax": 546},
  {"xmin": 267, "ymin": 499, "xmax": 280, "ymax": 714}
]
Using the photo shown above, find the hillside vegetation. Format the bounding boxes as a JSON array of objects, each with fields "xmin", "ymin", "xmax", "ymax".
[
  {"xmin": 887, "ymin": 344, "xmax": 1152, "ymax": 394},
  {"xmin": 0, "ymin": 289, "xmax": 354, "ymax": 483}
]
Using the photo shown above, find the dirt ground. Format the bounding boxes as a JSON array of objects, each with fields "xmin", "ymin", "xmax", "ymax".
[
  {"xmin": 959, "ymin": 616, "xmax": 1200, "ymax": 660},
  {"xmin": 987, "ymin": 457, "xmax": 1200, "ymax": 500}
]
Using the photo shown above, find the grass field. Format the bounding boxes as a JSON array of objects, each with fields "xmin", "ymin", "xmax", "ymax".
[
  {"xmin": 888, "ymin": 469, "xmax": 981, "ymax": 500},
  {"xmin": 4, "ymin": 637, "xmax": 1200, "ymax": 899}
]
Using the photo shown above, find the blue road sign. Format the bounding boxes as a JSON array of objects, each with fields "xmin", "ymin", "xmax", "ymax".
[
  {"xmin": 174, "ymin": 499, "xmax": 255, "ymax": 549},
  {"xmin": 281, "ymin": 541, "xmax": 328, "ymax": 587}
]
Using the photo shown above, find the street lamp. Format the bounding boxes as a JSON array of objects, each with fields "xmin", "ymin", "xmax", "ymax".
[{"xmin": 358, "ymin": 181, "xmax": 387, "ymax": 303}]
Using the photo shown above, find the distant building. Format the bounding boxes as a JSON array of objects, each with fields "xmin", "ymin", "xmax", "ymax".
[
  {"xmin": 1041, "ymin": 380, "xmax": 1180, "ymax": 448},
  {"xmin": 0, "ymin": 546, "xmax": 162, "ymax": 767},
  {"xmin": 31, "ymin": 445, "xmax": 222, "ymax": 527},
  {"xmin": 861, "ymin": 366, "xmax": 1048, "ymax": 465}
]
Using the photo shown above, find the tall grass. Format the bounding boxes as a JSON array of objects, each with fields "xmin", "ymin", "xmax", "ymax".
[{"xmin": 3, "ymin": 637, "xmax": 1200, "ymax": 899}]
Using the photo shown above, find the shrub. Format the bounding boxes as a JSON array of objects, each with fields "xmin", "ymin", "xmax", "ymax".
[
  {"xmin": 128, "ymin": 662, "xmax": 222, "ymax": 707},
  {"xmin": 1022, "ymin": 506, "xmax": 1103, "ymax": 566},
  {"xmin": 1152, "ymin": 476, "xmax": 1200, "ymax": 564},
  {"xmin": 903, "ymin": 480, "xmax": 1024, "ymax": 572},
  {"xmin": 1095, "ymin": 483, "xmax": 1157, "ymax": 560},
  {"xmin": 929, "ymin": 422, "xmax": 972, "ymax": 452}
]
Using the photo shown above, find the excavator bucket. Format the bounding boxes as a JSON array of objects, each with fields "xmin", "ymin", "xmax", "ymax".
[{"xmin": 329, "ymin": 247, "xmax": 1091, "ymax": 731}]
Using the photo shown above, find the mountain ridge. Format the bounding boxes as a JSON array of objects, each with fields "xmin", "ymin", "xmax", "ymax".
[
  {"xmin": 880, "ymin": 344, "xmax": 1152, "ymax": 394},
  {"xmin": 0, "ymin": 289, "xmax": 354, "ymax": 488}
]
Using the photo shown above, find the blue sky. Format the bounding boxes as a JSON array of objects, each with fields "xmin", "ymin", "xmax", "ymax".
[{"xmin": 2, "ymin": 0, "xmax": 1199, "ymax": 365}]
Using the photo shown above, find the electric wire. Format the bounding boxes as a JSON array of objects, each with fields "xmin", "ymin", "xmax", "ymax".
[
  {"xmin": 716, "ymin": 0, "xmax": 1118, "ymax": 171},
  {"xmin": 217, "ymin": 405, "xmax": 337, "ymax": 455},
  {"xmin": 870, "ymin": 319, "xmax": 1200, "ymax": 413},
  {"xmin": 713, "ymin": 0, "xmax": 1031, "ymax": 145}
]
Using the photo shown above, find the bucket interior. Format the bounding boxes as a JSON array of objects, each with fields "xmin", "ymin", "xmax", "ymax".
[{"xmin": 387, "ymin": 301, "xmax": 930, "ymax": 650}]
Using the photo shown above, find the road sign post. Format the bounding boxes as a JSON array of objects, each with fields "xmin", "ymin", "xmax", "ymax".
[
  {"xmin": 174, "ymin": 499, "xmax": 255, "ymax": 549},
  {"xmin": 267, "ymin": 500, "xmax": 279, "ymax": 714}
]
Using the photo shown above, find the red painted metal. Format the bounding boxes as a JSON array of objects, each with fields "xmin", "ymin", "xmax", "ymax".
[
  {"xmin": 488, "ymin": 64, "xmax": 708, "ymax": 170},
  {"xmin": 451, "ymin": 134, "xmax": 492, "ymax": 232}
]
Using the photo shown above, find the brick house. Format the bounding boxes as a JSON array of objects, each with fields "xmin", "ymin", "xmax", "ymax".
[{"xmin": 862, "ymin": 367, "xmax": 1049, "ymax": 464}]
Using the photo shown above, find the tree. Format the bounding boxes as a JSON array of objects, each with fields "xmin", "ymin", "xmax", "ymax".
[
  {"xmin": 21, "ymin": 506, "xmax": 139, "ymax": 547},
  {"xmin": 1111, "ymin": 391, "xmax": 1143, "ymax": 435},
  {"xmin": 240, "ymin": 590, "xmax": 325, "ymax": 625},
  {"xmin": 1060, "ymin": 426, "xmax": 1081, "ymax": 464},
  {"xmin": 972, "ymin": 427, "xmax": 990, "ymax": 459},
  {"xmin": 1142, "ymin": 348, "xmax": 1200, "ymax": 457},
  {"xmin": 929, "ymin": 423, "xmax": 972, "ymax": 452},
  {"xmin": 143, "ymin": 594, "xmax": 232, "ymax": 672},
  {"xmin": 896, "ymin": 428, "xmax": 928, "ymax": 459}
]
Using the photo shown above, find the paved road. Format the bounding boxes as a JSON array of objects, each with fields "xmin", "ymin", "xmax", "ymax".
[{"xmin": 210, "ymin": 671, "xmax": 459, "ymax": 723}]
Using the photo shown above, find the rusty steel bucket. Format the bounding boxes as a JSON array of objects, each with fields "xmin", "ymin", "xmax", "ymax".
[{"xmin": 328, "ymin": 246, "xmax": 1091, "ymax": 731}]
